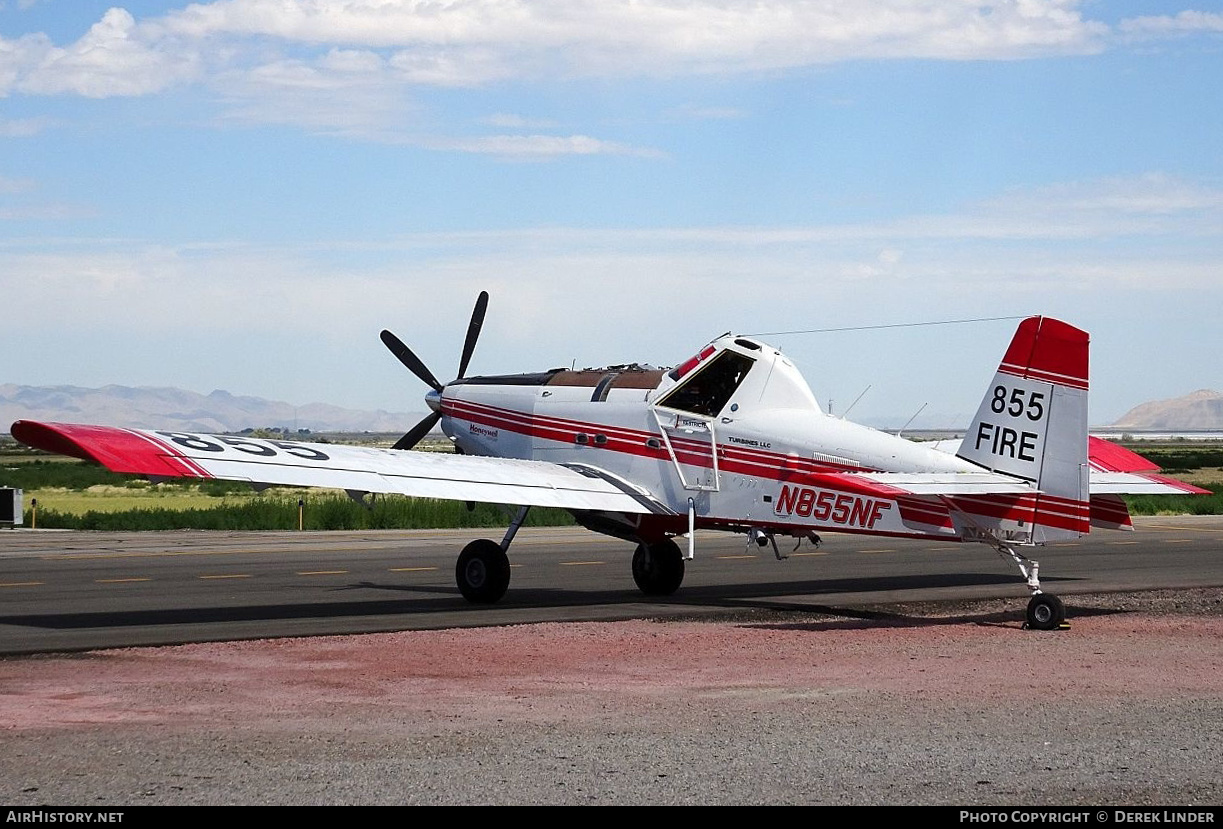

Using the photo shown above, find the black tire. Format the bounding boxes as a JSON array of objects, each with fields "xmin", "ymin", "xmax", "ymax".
[
  {"xmin": 1025, "ymin": 593, "xmax": 1066, "ymax": 631},
  {"xmin": 455, "ymin": 539, "xmax": 511, "ymax": 604},
  {"xmin": 631, "ymin": 539, "xmax": 685, "ymax": 596}
]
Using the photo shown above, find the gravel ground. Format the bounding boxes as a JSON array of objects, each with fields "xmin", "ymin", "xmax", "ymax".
[{"xmin": 1, "ymin": 589, "xmax": 1221, "ymax": 806}]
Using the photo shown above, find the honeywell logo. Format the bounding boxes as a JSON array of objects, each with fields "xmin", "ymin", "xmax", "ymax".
[{"xmin": 469, "ymin": 424, "xmax": 499, "ymax": 440}]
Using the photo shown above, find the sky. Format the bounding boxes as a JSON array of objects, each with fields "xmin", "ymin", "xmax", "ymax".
[{"xmin": 2, "ymin": 0, "xmax": 1221, "ymax": 429}]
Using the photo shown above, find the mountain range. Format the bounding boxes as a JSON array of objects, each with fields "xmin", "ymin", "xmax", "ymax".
[{"xmin": 0, "ymin": 384, "xmax": 419, "ymax": 435}]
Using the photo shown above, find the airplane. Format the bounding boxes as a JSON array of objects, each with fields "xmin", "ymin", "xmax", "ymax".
[{"xmin": 10, "ymin": 293, "xmax": 1208, "ymax": 630}]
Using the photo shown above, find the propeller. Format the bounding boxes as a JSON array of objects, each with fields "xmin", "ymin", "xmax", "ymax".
[
  {"xmin": 392, "ymin": 410, "xmax": 441, "ymax": 451},
  {"xmin": 382, "ymin": 291, "xmax": 489, "ymax": 450},
  {"xmin": 380, "ymin": 330, "xmax": 443, "ymax": 393}
]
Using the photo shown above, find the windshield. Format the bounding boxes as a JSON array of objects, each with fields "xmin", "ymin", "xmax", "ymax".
[{"xmin": 656, "ymin": 350, "xmax": 755, "ymax": 417}]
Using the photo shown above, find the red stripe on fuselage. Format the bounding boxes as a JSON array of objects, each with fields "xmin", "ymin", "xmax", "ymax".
[
  {"xmin": 946, "ymin": 492, "xmax": 1090, "ymax": 533},
  {"xmin": 444, "ymin": 397, "xmax": 865, "ymax": 478},
  {"xmin": 442, "ymin": 398, "xmax": 1090, "ymax": 533}
]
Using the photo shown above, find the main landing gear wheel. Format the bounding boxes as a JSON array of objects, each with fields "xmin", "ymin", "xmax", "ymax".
[
  {"xmin": 456, "ymin": 539, "xmax": 511, "ymax": 604},
  {"xmin": 632, "ymin": 539, "xmax": 685, "ymax": 596},
  {"xmin": 1025, "ymin": 593, "xmax": 1066, "ymax": 631}
]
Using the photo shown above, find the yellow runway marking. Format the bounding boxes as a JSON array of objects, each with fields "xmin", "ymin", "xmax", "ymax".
[
  {"xmin": 859, "ymin": 549, "xmax": 896, "ymax": 554},
  {"xmin": 715, "ymin": 554, "xmax": 758, "ymax": 560},
  {"xmin": 297, "ymin": 570, "xmax": 348, "ymax": 576},
  {"xmin": 1108, "ymin": 541, "xmax": 1140, "ymax": 546},
  {"xmin": 1162, "ymin": 539, "xmax": 1193, "ymax": 544},
  {"xmin": 389, "ymin": 566, "xmax": 438, "ymax": 573},
  {"xmin": 198, "ymin": 574, "xmax": 252, "ymax": 580},
  {"xmin": 0, "ymin": 581, "xmax": 44, "ymax": 587},
  {"xmin": 1145, "ymin": 523, "xmax": 1223, "ymax": 533},
  {"xmin": 95, "ymin": 578, "xmax": 152, "ymax": 583},
  {"xmin": 48, "ymin": 549, "xmax": 270, "ymax": 561},
  {"xmin": 560, "ymin": 561, "xmax": 605, "ymax": 567}
]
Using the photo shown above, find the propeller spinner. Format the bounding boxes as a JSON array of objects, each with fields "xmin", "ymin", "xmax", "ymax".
[{"xmin": 381, "ymin": 291, "xmax": 489, "ymax": 451}]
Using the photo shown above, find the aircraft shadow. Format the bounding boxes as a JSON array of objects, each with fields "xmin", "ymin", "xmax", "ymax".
[
  {"xmin": 0, "ymin": 571, "xmax": 1082, "ymax": 633},
  {"xmin": 746, "ymin": 603, "xmax": 1124, "ymax": 632}
]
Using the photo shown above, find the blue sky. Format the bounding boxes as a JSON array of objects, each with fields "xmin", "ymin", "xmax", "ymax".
[{"xmin": 2, "ymin": 0, "xmax": 1221, "ymax": 428}]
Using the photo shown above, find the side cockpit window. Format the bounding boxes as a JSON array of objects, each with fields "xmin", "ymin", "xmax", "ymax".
[{"xmin": 656, "ymin": 350, "xmax": 755, "ymax": 417}]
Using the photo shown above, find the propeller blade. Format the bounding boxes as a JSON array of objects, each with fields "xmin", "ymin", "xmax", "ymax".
[
  {"xmin": 456, "ymin": 290, "xmax": 488, "ymax": 380},
  {"xmin": 392, "ymin": 411, "xmax": 441, "ymax": 451},
  {"xmin": 380, "ymin": 329, "xmax": 444, "ymax": 392}
]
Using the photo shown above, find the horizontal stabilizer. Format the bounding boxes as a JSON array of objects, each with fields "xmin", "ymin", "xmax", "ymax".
[
  {"xmin": 1088, "ymin": 436, "xmax": 1160, "ymax": 472},
  {"xmin": 1088, "ymin": 436, "xmax": 1211, "ymax": 495},
  {"xmin": 1089, "ymin": 471, "xmax": 1211, "ymax": 496},
  {"xmin": 835, "ymin": 471, "xmax": 1035, "ymax": 496}
]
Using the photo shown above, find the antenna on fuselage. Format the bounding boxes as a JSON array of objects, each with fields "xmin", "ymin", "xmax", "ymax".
[
  {"xmin": 895, "ymin": 402, "xmax": 928, "ymax": 438},
  {"xmin": 839, "ymin": 385, "xmax": 871, "ymax": 420}
]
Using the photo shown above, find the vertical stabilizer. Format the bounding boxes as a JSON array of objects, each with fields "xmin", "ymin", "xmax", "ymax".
[{"xmin": 956, "ymin": 317, "xmax": 1090, "ymax": 542}]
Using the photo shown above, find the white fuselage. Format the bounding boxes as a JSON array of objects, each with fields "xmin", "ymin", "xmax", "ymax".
[{"xmin": 438, "ymin": 335, "xmax": 979, "ymax": 544}]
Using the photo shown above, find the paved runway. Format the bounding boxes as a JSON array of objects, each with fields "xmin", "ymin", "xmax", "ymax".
[{"xmin": 2, "ymin": 516, "xmax": 1222, "ymax": 654}]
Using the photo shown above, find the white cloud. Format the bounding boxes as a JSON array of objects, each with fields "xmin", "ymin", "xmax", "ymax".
[
  {"xmin": 1, "ymin": 1, "xmax": 1119, "ymax": 103},
  {"xmin": 0, "ymin": 115, "xmax": 54, "ymax": 136},
  {"xmin": 155, "ymin": 0, "xmax": 1110, "ymax": 67},
  {"xmin": 5, "ymin": 8, "xmax": 202, "ymax": 97},
  {"xmin": 0, "ymin": 31, "xmax": 51, "ymax": 95},
  {"xmin": 966, "ymin": 174, "xmax": 1223, "ymax": 238},
  {"xmin": 1119, "ymin": 10, "xmax": 1223, "ymax": 38},
  {"xmin": 481, "ymin": 113, "xmax": 559, "ymax": 129},
  {"xmin": 4, "ymin": 171, "xmax": 1219, "ymax": 417},
  {"xmin": 418, "ymin": 133, "xmax": 666, "ymax": 159},
  {"xmin": 3, "ymin": 173, "xmax": 1217, "ymax": 328},
  {"xmin": 0, "ymin": 176, "xmax": 34, "ymax": 194},
  {"xmin": 12, "ymin": 1, "xmax": 1210, "ymax": 145},
  {"xmin": 666, "ymin": 105, "xmax": 748, "ymax": 121},
  {"xmin": 213, "ymin": 52, "xmax": 412, "ymax": 133}
]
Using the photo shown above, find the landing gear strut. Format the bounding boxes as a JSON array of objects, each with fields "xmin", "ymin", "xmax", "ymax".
[
  {"xmin": 453, "ymin": 504, "xmax": 530, "ymax": 604},
  {"xmin": 995, "ymin": 542, "xmax": 1067, "ymax": 631},
  {"xmin": 632, "ymin": 538, "xmax": 685, "ymax": 596}
]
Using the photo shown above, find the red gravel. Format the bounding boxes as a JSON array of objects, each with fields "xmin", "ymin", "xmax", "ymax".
[
  {"xmin": 4, "ymin": 596, "xmax": 1221, "ymax": 730},
  {"xmin": 2, "ymin": 591, "xmax": 1221, "ymax": 805}
]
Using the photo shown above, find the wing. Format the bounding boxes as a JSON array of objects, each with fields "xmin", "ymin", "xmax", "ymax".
[{"xmin": 9, "ymin": 421, "xmax": 674, "ymax": 516}]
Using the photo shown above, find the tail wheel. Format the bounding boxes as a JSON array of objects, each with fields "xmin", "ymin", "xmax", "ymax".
[
  {"xmin": 632, "ymin": 539, "xmax": 685, "ymax": 596},
  {"xmin": 1025, "ymin": 593, "xmax": 1066, "ymax": 631},
  {"xmin": 456, "ymin": 539, "xmax": 511, "ymax": 604}
]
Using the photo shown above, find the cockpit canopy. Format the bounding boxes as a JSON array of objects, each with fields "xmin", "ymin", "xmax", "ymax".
[{"xmin": 654, "ymin": 335, "xmax": 821, "ymax": 419}]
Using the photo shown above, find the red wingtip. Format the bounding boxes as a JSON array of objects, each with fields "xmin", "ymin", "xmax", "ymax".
[
  {"xmin": 999, "ymin": 316, "xmax": 1089, "ymax": 390},
  {"xmin": 10, "ymin": 421, "xmax": 199, "ymax": 478}
]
